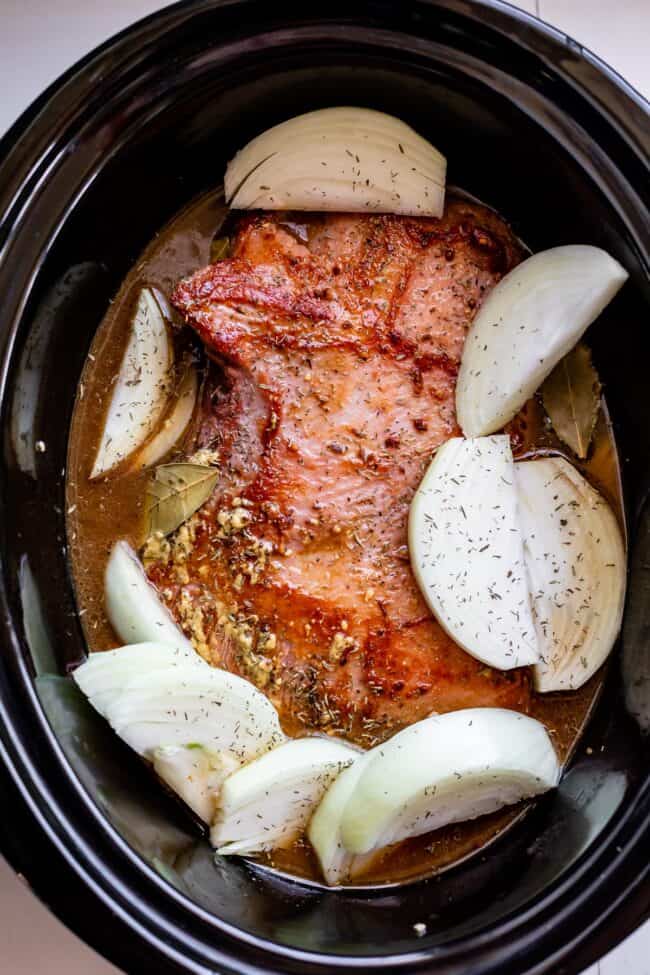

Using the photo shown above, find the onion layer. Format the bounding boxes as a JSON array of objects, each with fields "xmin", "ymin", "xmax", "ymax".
[
  {"xmin": 153, "ymin": 745, "xmax": 240, "ymax": 823},
  {"xmin": 134, "ymin": 365, "xmax": 197, "ymax": 470},
  {"xmin": 456, "ymin": 246, "xmax": 628, "ymax": 438},
  {"xmin": 73, "ymin": 641, "xmax": 285, "ymax": 763},
  {"xmin": 409, "ymin": 436, "xmax": 539, "ymax": 670},
  {"xmin": 91, "ymin": 288, "xmax": 173, "ymax": 478},
  {"xmin": 225, "ymin": 107, "xmax": 446, "ymax": 217},
  {"xmin": 212, "ymin": 736, "xmax": 358, "ymax": 855},
  {"xmin": 104, "ymin": 540, "xmax": 193, "ymax": 653},
  {"xmin": 516, "ymin": 456, "xmax": 626, "ymax": 691},
  {"xmin": 307, "ymin": 753, "xmax": 377, "ymax": 885},
  {"xmin": 72, "ymin": 641, "xmax": 190, "ymax": 716}
]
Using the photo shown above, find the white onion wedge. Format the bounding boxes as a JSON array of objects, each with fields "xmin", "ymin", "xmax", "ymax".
[
  {"xmin": 225, "ymin": 107, "xmax": 446, "ymax": 217},
  {"xmin": 107, "ymin": 665, "xmax": 284, "ymax": 761},
  {"xmin": 134, "ymin": 365, "xmax": 198, "ymax": 471},
  {"xmin": 409, "ymin": 436, "xmax": 539, "ymax": 670},
  {"xmin": 91, "ymin": 287, "xmax": 173, "ymax": 478},
  {"xmin": 74, "ymin": 642, "xmax": 284, "ymax": 762},
  {"xmin": 212, "ymin": 736, "xmax": 358, "ymax": 855},
  {"xmin": 516, "ymin": 456, "xmax": 626, "ymax": 691},
  {"xmin": 456, "ymin": 246, "xmax": 628, "ymax": 437},
  {"xmin": 307, "ymin": 754, "xmax": 377, "ymax": 885},
  {"xmin": 339, "ymin": 709, "xmax": 560, "ymax": 856},
  {"xmin": 153, "ymin": 745, "xmax": 240, "ymax": 823},
  {"xmin": 104, "ymin": 540, "xmax": 194, "ymax": 653}
]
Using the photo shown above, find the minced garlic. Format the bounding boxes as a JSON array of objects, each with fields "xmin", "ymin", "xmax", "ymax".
[
  {"xmin": 188, "ymin": 447, "xmax": 220, "ymax": 467},
  {"xmin": 217, "ymin": 506, "xmax": 251, "ymax": 535},
  {"xmin": 329, "ymin": 631, "xmax": 357, "ymax": 663},
  {"xmin": 141, "ymin": 531, "xmax": 171, "ymax": 569}
]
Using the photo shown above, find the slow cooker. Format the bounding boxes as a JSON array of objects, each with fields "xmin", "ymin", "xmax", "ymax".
[{"xmin": 0, "ymin": 2, "xmax": 648, "ymax": 973}]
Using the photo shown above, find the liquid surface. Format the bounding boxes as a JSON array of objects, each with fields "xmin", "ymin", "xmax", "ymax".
[{"xmin": 67, "ymin": 190, "xmax": 623, "ymax": 887}]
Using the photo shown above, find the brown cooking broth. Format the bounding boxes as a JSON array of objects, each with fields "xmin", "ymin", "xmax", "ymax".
[{"xmin": 67, "ymin": 190, "xmax": 624, "ymax": 887}]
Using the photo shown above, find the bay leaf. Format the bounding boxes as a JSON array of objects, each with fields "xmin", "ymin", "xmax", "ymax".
[
  {"xmin": 541, "ymin": 344, "xmax": 602, "ymax": 459},
  {"xmin": 210, "ymin": 236, "xmax": 231, "ymax": 263},
  {"xmin": 145, "ymin": 463, "xmax": 219, "ymax": 537}
]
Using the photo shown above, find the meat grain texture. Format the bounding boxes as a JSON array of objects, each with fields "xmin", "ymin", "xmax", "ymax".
[{"xmin": 147, "ymin": 199, "xmax": 530, "ymax": 746}]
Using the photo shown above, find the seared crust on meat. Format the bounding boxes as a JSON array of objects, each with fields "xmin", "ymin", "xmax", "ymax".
[{"xmin": 147, "ymin": 200, "xmax": 530, "ymax": 745}]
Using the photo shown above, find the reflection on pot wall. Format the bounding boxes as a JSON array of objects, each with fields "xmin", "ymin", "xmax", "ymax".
[
  {"xmin": 623, "ymin": 497, "xmax": 650, "ymax": 735},
  {"xmin": 19, "ymin": 555, "xmax": 56, "ymax": 678},
  {"xmin": 10, "ymin": 263, "xmax": 103, "ymax": 478},
  {"xmin": 36, "ymin": 675, "xmax": 200, "ymax": 881}
]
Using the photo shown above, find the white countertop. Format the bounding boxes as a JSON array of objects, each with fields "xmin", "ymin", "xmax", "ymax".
[{"xmin": 0, "ymin": 2, "xmax": 648, "ymax": 973}]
